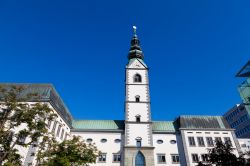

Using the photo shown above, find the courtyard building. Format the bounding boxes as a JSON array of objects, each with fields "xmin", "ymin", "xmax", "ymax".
[{"xmin": 1, "ymin": 28, "xmax": 241, "ymax": 166}]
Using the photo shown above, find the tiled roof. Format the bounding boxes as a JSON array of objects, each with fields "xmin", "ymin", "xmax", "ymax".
[
  {"xmin": 0, "ymin": 83, "xmax": 73, "ymax": 127},
  {"xmin": 152, "ymin": 121, "xmax": 176, "ymax": 132},
  {"xmin": 72, "ymin": 120, "xmax": 176, "ymax": 132},
  {"xmin": 177, "ymin": 115, "xmax": 231, "ymax": 129},
  {"xmin": 72, "ymin": 120, "xmax": 124, "ymax": 130}
]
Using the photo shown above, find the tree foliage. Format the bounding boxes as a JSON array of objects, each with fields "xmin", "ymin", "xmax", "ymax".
[
  {"xmin": 0, "ymin": 85, "xmax": 56, "ymax": 165},
  {"xmin": 197, "ymin": 141, "xmax": 250, "ymax": 166},
  {"xmin": 38, "ymin": 136, "xmax": 99, "ymax": 166},
  {"xmin": 0, "ymin": 85, "xmax": 99, "ymax": 166}
]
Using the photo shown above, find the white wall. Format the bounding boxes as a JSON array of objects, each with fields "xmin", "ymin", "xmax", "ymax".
[
  {"xmin": 181, "ymin": 130, "xmax": 239, "ymax": 166},
  {"xmin": 153, "ymin": 133, "xmax": 181, "ymax": 166},
  {"xmin": 72, "ymin": 131, "xmax": 123, "ymax": 166}
]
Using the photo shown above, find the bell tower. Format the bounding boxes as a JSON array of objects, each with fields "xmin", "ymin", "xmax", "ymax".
[{"xmin": 124, "ymin": 26, "xmax": 155, "ymax": 166}]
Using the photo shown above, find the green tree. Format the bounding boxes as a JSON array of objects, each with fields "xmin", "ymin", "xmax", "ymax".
[
  {"xmin": 0, "ymin": 85, "xmax": 56, "ymax": 165},
  {"xmin": 37, "ymin": 136, "xmax": 99, "ymax": 166},
  {"xmin": 197, "ymin": 140, "xmax": 248, "ymax": 166}
]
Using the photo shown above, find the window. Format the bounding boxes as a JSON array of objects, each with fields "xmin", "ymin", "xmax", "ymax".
[
  {"xmin": 98, "ymin": 153, "xmax": 107, "ymax": 162},
  {"xmin": 113, "ymin": 154, "xmax": 121, "ymax": 162},
  {"xmin": 136, "ymin": 116, "xmax": 141, "ymax": 122},
  {"xmin": 60, "ymin": 129, "xmax": 65, "ymax": 140},
  {"xmin": 52, "ymin": 121, "xmax": 58, "ymax": 134},
  {"xmin": 241, "ymin": 144, "xmax": 247, "ymax": 147},
  {"xmin": 47, "ymin": 120, "xmax": 52, "ymax": 129},
  {"xmin": 114, "ymin": 139, "xmax": 121, "ymax": 143},
  {"xmin": 157, "ymin": 154, "xmax": 166, "ymax": 163},
  {"xmin": 188, "ymin": 137, "xmax": 196, "ymax": 146},
  {"xmin": 224, "ymin": 137, "xmax": 232, "ymax": 146},
  {"xmin": 28, "ymin": 163, "xmax": 32, "ymax": 166},
  {"xmin": 101, "ymin": 139, "xmax": 107, "ymax": 143},
  {"xmin": 56, "ymin": 125, "xmax": 62, "ymax": 137},
  {"xmin": 171, "ymin": 154, "xmax": 180, "ymax": 163},
  {"xmin": 192, "ymin": 154, "xmax": 199, "ymax": 163},
  {"xmin": 86, "ymin": 138, "xmax": 93, "ymax": 143},
  {"xmin": 157, "ymin": 140, "xmax": 163, "ymax": 144},
  {"xmin": 18, "ymin": 136, "xmax": 26, "ymax": 144},
  {"xmin": 135, "ymin": 95, "xmax": 140, "ymax": 102},
  {"xmin": 170, "ymin": 140, "xmax": 177, "ymax": 144},
  {"xmin": 134, "ymin": 74, "xmax": 142, "ymax": 82},
  {"xmin": 197, "ymin": 137, "xmax": 205, "ymax": 146},
  {"xmin": 206, "ymin": 137, "xmax": 214, "ymax": 146},
  {"xmin": 30, "ymin": 152, "xmax": 35, "ymax": 156},
  {"xmin": 215, "ymin": 137, "xmax": 222, "ymax": 143},
  {"xmin": 201, "ymin": 154, "xmax": 209, "ymax": 162},
  {"xmin": 136, "ymin": 140, "xmax": 142, "ymax": 148}
]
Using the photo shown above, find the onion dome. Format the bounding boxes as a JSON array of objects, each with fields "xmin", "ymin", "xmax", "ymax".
[{"xmin": 128, "ymin": 26, "xmax": 144, "ymax": 60}]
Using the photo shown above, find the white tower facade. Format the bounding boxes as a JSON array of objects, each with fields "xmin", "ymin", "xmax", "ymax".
[{"xmin": 124, "ymin": 28, "xmax": 155, "ymax": 166}]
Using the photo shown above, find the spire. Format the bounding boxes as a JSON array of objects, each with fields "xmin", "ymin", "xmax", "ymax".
[{"xmin": 128, "ymin": 26, "xmax": 144, "ymax": 60}]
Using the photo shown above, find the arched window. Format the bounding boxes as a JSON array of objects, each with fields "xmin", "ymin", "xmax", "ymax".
[
  {"xmin": 134, "ymin": 74, "xmax": 142, "ymax": 82},
  {"xmin": 136, "ymin": 115, "xmax": 141, "ymax": 122},
  {"xmin": 135, "ymin": 151, "xmax": 145, "ymax": 166},
  {"xmin": 135, "ymin": 95, "xmax": 140, "ymax": 102}
]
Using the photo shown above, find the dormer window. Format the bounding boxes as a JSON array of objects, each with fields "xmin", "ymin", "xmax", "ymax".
[
  {"xmin": 134, "ymin": 74, "xmax": 142, "ymax": 82},
  {"xmin": 135, "ymin": 95, "xmax": 140, "ymax": 102}
]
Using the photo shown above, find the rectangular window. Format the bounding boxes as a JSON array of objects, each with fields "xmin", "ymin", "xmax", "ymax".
[
  {"xmin": 47, "ymin": 120, "xmax": 52, "ymax": 129},
  {"xmin": 171, "ymin": 154, "xmax": 180, "ymax": 163},
  {"xmin": 197, "ymin": 137, "xmax": 205, "ymax": 146},
  {"xmin": 18, "ymin": 136, "xmax": 26, "ymax": 144},
  {"xmin": 206, "ymin": 137, "xmax": 214, "ymax": 146},
  {"xmin": 136, "ymin": 140, "xmax": 141, "ymax": 147},
  {"xmin": 60, "ymin": 129, "xmax": 65, "ymax": 140},
  {"xmin": 224, "ymin": 137, "xmax": 232, "ymax": 146},
  {"xmin": 113, "ymin": 154, "xmax": 121, "ymax": 162},
  {"xmin": 215, "ymin": 137, "xmax": 222, "ymax": 143},
  {"xmin": 157, "ymin": 154, "xmax": 166, "ymax": 163},
  {"xmin": 98, "ymin": 153, "xmax": 107, "ymax": 162},
  {"xmin": 51, "ymin": 121, "xmax": 57, "ymax": 134},
  {"xmin": 56, "ymin": 125, "xmax": 62, "ymax": 137},
  {"xmin": 201, "ymin": 154, "xmax": 209, "ymax": 162},
  {"xmin": 188, "ymin": 137, "xmax": 196, "ymax": 146},
  {"xmin": 192, "ymin": 154, "xmax": 199, "ymax": 163}
]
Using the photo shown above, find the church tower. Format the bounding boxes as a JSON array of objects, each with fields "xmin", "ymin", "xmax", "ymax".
[{"xmin": 124, "ymin": 27, "xmax": 155, "ymax": 166}]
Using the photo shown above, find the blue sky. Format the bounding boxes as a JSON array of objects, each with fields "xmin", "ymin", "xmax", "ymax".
[{"xmin": 0, "ymin": 0, "xmax": 250, "ymax": 120}]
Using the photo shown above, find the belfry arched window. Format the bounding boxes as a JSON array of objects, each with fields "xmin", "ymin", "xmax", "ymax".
[
  {"xmin": 135, "ymin": 95, "xmax": 140, "ymax": 102},
  {"xmin": 136, "ymin": 115, "xmax": 141, "ymax": 122},
  {"xmin": 135, "ymin": 151, "xmax": 145, "ymax": 166},
  {"xmin": 134, "ymin": 74, "xmax": 142, "ymax": 82}
]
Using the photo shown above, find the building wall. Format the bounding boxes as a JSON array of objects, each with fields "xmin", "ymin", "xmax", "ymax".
[
  {"xmin": 71, "ymin": 131, "xmax": 123, "ymax": 166},
  {"xmin": 23, "ymin": 102, "xmax": 71, "ymax": 166},
  {"xmin": 224, "ymin": 104, "xmax": 250, "ymax": 138},
  {"xmin": 181, "ymin": 129, "xmax": 239, "ymax": 166},
  {"xmin": 153, "ymin": 133, "xmax": 181, "ymax": 166},
  {"xmin": 238, "ymin": 138, "xmax": 250, "ymax": 153}
]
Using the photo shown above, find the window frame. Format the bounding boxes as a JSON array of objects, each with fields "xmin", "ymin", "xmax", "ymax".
[
  {"xmin": 157, "ymin": 153, "xmax": 166, "ymax": 163},
  {"xmin": 134, "ymin": 74, "xmax": 142, "ymax": 83},
  {"xmin": 98, "ymin": 153, "xmax": 107, "ymax": 162},
  {"xmin": 206, "ymin": 137, "xmax": 214, "ymax": 147},
  {"xmin": 197, "ymin": 137, "xmax": 205, "ymax": 146},
  {"xmin": 171, "ymin": 154, "xmax": 180, "ymax": 164},
  {"xmin": 113, "ymin": 153, "xmax": 121, "ymax": 162},
  {"xmin": 188, "ymin": 136, "xmax": 196, "ymax": 146},
  {"xmin": 191, "ymin": 153, "xmax": 199, "ymax": 163}
]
